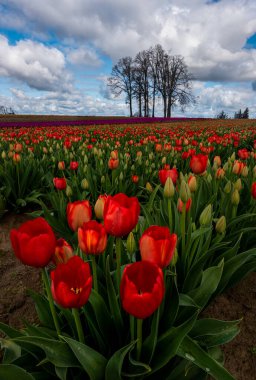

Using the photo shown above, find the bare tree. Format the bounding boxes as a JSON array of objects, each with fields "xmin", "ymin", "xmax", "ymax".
[
  {"xmin": 107, "ymin": 57, "xmax": 134, "ymax": 117},
  {"xmin": 107, "ymin": 45, "xmax": 194, "ymax": 117}
]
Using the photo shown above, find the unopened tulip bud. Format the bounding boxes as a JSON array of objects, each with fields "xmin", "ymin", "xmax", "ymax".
[
  {"xmin": 94, "ymin": 195, "xmax": 107, "ymax": 219},
  {"xmin": 146, "ymin": 182, "xmax": 153, "ymax": 193},
  {"xmin": 49, "ymin": 147, "xmax": 53, "ymax": 154},
  {"xmin": 13, "ymin": 153, "xmax": 21, "ymax": 163},
  {"xmin": 241, "ymin": 166, "xmax": 248, "ymax": 177},
  {"xmin": 234, "ymin": 178, "xmax": 242, "ymax": 191},
  {"xmin": 164, "ymin": 177, "xmax": 175, "ymax": 198},
  {"xmin": 1, "ymin": 151, "xmax": 6, "ymax": 159},
  {"xmin": 127, "ymin": 232, "xmax": 136, "ymax": 256},
  {"xmin": 188, "ymin": 175, "xmax": 197, "ymax": 192},
  {"xmin": 162, "ymin": 157, "xmax": 166, "ymax": 164},
  {"xmin": 180, "ymin": 180, "xmax": 191, "ymax": 203},
  {"xmin": 58, "ymin": 161, "xmax": 65, "ymax": 170},
  {"xmin": 224, "ymin": 181, "xmax": 232, "ymax": 194},
  {"xmin": 199, "ymin": 204, "xmax": 212, "ymax": 226},
  {"xmin": 81, "ymin": 178, "xmax": 89, "ymax": 190},
  {"xmin": 8, "ymin": 151, "xmax": 13, "ymax": 158},
  {"xmin": 231, "ymin": 189, "xmax": 240, "ymax": 205},
  {"xmin": 65, "ymin": 185, "xmax": 73, "ymax": 197},
  {"xmin": 215, "ymin": 216, "xmax": 226, "ymax": 234},
  {"xmin": 119, "ymin": 172, "xmax": 124, "ymax": 181},
  {"xmin": 101, "ymin": 176, "xmax": 105, "ymax": 184},
  {"xmin": 84, "ymin": 155, "xmax": 88, "ymax": 164},
  {"xmin": 230, "ymin": 152, "xmax": 236, "ymax": 162},
  {"xmin": 207, "ymin": 174, "xmax": 212, "ymax": 183}
]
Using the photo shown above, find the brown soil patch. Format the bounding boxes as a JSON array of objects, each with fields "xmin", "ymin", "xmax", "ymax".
[
  {"xmin": 0, "ymin": 213, "xmax": 256, "ymax": 379},
  {"xmin": 0, "ymin": 213, "xmax": 42, "ymax": 329}
]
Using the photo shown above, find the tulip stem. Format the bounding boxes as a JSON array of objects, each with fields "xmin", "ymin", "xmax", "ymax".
[
  {"xmin": 72, "ymin": 308, "xmax": 85, "ymax": 344},
  {"xmin": 181, "ymin": 203, "xmax": 186, "ymax": 255},
  {"xmin": 116, "ymin": 237, "xmax": 122, "ymax": 294},
  {"xmin": 168, "ymin": 198, "xmax": 173, "ymax": 232},
  {"xmin": 130, "ymin": 315, "xmax": 135, "ymax": 341},
  {"xmin": 91, "ymin": 255, "xmax": 98, "ymax": 293},
  {"xmin": 42, "ymin": 268, "xmax": 61, "ymax": 337},
  {"xmin": 136, "ymin": 318, "xmax": 143, "ymax": 361}
]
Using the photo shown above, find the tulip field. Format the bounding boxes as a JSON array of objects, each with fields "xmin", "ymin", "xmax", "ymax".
[{"xmin": 1, "ymin": 117, "xmax": 256, "ymax": 379}]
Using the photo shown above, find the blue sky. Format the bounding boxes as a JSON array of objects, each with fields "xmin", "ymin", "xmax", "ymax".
[{"xmin": 0, "ymin": 0, "xmax": 255, "ymax": 118}]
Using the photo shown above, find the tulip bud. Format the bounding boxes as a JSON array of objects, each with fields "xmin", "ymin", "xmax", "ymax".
[
  {"xmin": 223, "ymin": 162, "xmax": 229, "ymax": 171},
  {"xmin": 224, "ymin": 180, "xmax": 232, "ymax": 194},
  {"xmin": 58, "ymin": 161, "xmax": 65, "ymax": 170},
  {"xmin": 164, "ymin": 177, "xmax": 175, "ymax": 198},
  {"xmin": 231, "ymin": 189, "xmax": 240, "ymax": 205},
  {"xmin": 162, "ymin": 157, "xmax": 166, "ymax": 164},
  {"xmin": 234, "ymin": 179, "xmax": 242, "ymax": 191},
  {"xmin": 65, "ymin": 185, "xmax": 73, "ymax": 197},
  {"xmin": 188, "ymin": 175, "xmax": 197, "ymax": 192},
  {"xmin": 146, "ymin": 182, "xmax": 153, "ymax": 193},
  {"xmin": 119, "ymin": 172, "xmax": 124, "ymax": 181},
  {"xmin": 1, "ymin": 151, "xmax": 6, "ymax": 159},
  {"xmin": 81, "ymin": 178, "xmax": 89, "ymax": 190},
  {"xmin": 207, "ymin": 174, "xmax": 212, "ymax": 183},
  {"xmin": 215, "ymin": 216, "xmax": 226, "ymax": 234},
  {"xmin": 101, "ymin": 176, "xmax": 105, "ymax": 184},
  {"xmin": 180, "ymin": 180, "xmax": 191, "ymax": 203},
  {"xmin": 127, "ymin": 232, "xmax": 136, "ymax": 256},
  {"xmin": 230, "ymin": 152, "xmax": 236, "ymax": 162},
  {"xmin": 84, "ymin": 155, "xmax": 88, "ymax": 164},
  {"xmin": 199, "ymin": 204, "xmax": 212, "ymax": 226},
  {"xmin": 241, "ymin": 166, "xmax": 248, "ymax": 177}
]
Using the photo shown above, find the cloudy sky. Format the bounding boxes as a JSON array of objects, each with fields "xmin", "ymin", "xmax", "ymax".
[{"xmin": 0, "ymin": 0, "xmax": 256, "ymax": 117}]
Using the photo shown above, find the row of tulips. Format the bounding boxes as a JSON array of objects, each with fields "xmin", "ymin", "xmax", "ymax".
[{"xmin": 1, "ymin": 120, "xmax": 256, "ymax": 380}]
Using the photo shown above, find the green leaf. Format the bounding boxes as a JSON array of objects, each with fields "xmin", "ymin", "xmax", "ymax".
[
  {"xmin": 105, "ymin": 341, "xmax": 136, "ymax": 380},
  {"xmin": 179, "ymin": 294, "xmax": 200, "ymax": 308},
  {"xmin": 27, "ymin": 290, "xmax": 55, "ymax": 328},
  {"xmin": 55, "ymin": 366, "xmax": 67, "ymax": 380},
  {"xmin": 0, "ymin": 364, "xmax": 35, "ymax": 380},
  {"xmin": 178, "ymin": 336, "xmax": 235, "ymax": 380},
  {"xmin": 13, "ymin": 337, "xmax": 79, "ymax": 368},
  {"xmin": 105, "ymin": 255, "xmax": 123, "ymax": 335},
  {"xmin": 89, "ymin": 289, "xmax": 115, "ymax": 344},
  {"xmin": 188, "ymin": 260, "xmax": 224, "ymax": 309},
  {"xmin": 61, "ymin": 336, "xmax": 107, "ymax": 380},
  {"xmin": 122, "ymin": 351, "xmax": 152, "ymax": 378},
  {"xmin": 190, "ymin": 318, "xmax": 240, "ymax": 347},
  {"xmin": 0, "ymin": 338, "xmax": 21, "ymax": 364},
  {"xmin": 150, "ymin": 311, "xmax": 198, "ymax": 374},
  {"xmin": 0, "ymin": 322, "xmax": 24, "ymax": 338}
]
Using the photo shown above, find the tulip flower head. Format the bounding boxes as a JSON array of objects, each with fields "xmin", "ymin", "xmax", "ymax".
[
  {"xmin": 190, "ymin": 154, "xmax": 208, "ymax": 175},
  {"xmin": 120, "ymin": 261, "xmax": 165, "ymax": 319},
  {"xmin": 66, "ymin": 200, "xmax": 92, "ymax": 231},
  {"xmin": 53, "ymin": 177, "xmax": 67, "ymax": 190},
  {"xmin": 10, "ymin": 217, "xmax": 56, "ymax": 267},
  {"xmin": 78, "ymin": 220, "xmax": 107, "ymax": 255},
  {"xmin": 103, "ymin": 193, "xmax": 140, "ymax": 237},
  {"xmin": 51, "ymin": 256, "xmax": 92, "ymax": 308},
  {"xmin": 140, "ymin": 226, "xmax": 177, "ymax": 268}
]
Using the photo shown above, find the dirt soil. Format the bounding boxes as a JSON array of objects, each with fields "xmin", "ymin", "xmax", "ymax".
[{"xmin": 0, "ymin": 213, "xmax": 256, "ymax": 379}]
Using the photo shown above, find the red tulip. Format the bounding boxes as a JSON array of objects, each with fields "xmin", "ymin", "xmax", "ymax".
[
  {"xmin": 78, "ymin": 220, "xmax": 107, "ymax": 255},
  {"xmin": 108, "ymin": 158, "xmax": 119, "ymax": 169},
  {"xmin": 53, "ymin": 238, "xmax": 73, "ymax": 265},
  {"xmin": 66, "ymin": 200, "xmax": 92, "ymax": 231},
  {"xmin": 139, "ymin": 226, "xmax": 177, "ymax": 268},
  {"xmin": 70, "ymin": 161, "xmax": 79, "ymax": 170},
  {"xmin": 190, "ymin": 154, "xmax": 208, "ymax": 174},
  {"xmin": 132, "ymin": 175, "xmax": 139, "ymax": 184},
  {"xmin": 10, "ymin": 217, "xmax": 56, "ymax": 267},
  {"xmin": 103, "ymin": 193, "xmax": 140, "ymax": 237},
  {"xmin": 159, "ymin": 168, "xmax": 178, "ymax": 186},
  {"xmin": 120, "ymin": 261, "xmax": 164, "ymax": 319},
  {"xmin": 53, "ymin": 177, "xmax": 67, "ymax": 190},
  {"xmin": 177, "ymin": 198, "xmax": 192, "ymax": 213},
  {"xmin": 51, "ymin": 256, "xmax": 92, "ymax": 308},
  {"xmin": 252, "ymin": 182, "xmax": 256, "ymax": 199},
  {"xmin": 58, "ymin": 161, "xmax": 65, "ymax": 170}
]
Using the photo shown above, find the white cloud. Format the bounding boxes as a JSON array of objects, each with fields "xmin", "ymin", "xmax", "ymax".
[
  {"xmin": 67, "ymin": 47, "xmax": 102, "ymax": 67},
  {"xmin": 0, "ymin": 34, "xmax": 73, "ymax": 91},
  {"xmin": 6, "ymin": 87, "xmax": 127, "ymax": 116}
]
